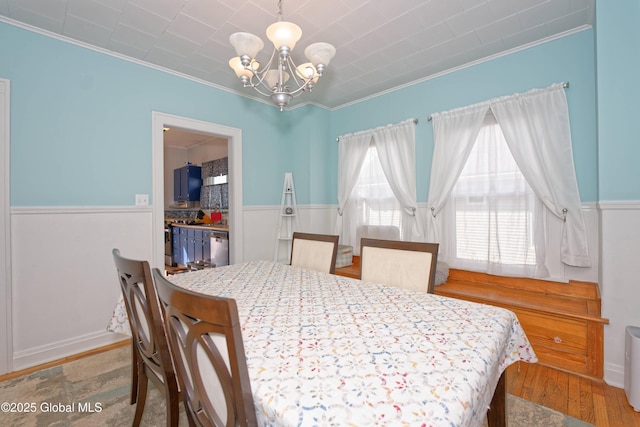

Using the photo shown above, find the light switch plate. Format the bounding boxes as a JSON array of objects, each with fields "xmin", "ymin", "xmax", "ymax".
[{"xmin": 135, "ymin": 194, "xmax": 149, "ymax": 206}]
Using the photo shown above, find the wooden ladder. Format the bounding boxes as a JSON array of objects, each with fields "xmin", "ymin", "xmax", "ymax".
[{"xmin": 274, "ymin": 172, "xmax": 299, "ymax": 263}]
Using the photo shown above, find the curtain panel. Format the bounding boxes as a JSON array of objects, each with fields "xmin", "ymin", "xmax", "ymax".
[
  {"xmin": 426, "ymin": 103, "xmax": 488, "ymax": 244},
  {"xmin": 336, "ymin": 119, "xmax": 424, "ymax": 243},
  {"xmin": 427, "ymin": 83, "xmax": 590, "ymax": 269},
  {"xmin": 491, "ymin": 85, "xmax": 590, "ymax": 267}
]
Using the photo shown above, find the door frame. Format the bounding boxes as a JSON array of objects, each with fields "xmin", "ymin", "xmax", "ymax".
[
  {"xmin": 1, "ymin": 78, "xmax": 12, "ymax": 374},
  {"xmin": 152, "ymin": 112, "xmax": 243, "ymax": 269}
]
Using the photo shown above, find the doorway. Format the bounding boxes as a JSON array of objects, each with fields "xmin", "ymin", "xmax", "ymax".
[{"xmin": 152, "ymin": 113, "xmax": 243, "ymax": 270}]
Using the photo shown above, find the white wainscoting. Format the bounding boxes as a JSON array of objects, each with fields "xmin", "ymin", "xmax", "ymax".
[
  {"xmin": 7, "ymin": 204, "xmax": 339, "ymax": 371},
  {"xmin": 599, "ymin": 201, "xmax": 640, "ymax": 388},
  {"xmin": 10, "ymin": 206, "xmax": 153, "ymax": 370},
  {"xmin": 242, "ymin": 205, "xmax": 338, "ymax": 262},
  {"xmin": 9, "ymin": 202, "xmax": 628, "ymax": 387}
]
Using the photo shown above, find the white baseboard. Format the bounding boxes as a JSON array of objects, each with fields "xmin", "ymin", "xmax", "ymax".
[
  {"xmin": 12, "ymin": 330, "xmax": 128, "ymax": 371},
  {"xmin": 604, "ymin": 362, "xmax": 625, "ymax": 389}
]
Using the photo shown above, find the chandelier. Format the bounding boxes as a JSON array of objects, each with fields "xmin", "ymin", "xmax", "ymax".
[{"xmin": 228, "ymin": 0, "xmax": 336, "ymax": 111}]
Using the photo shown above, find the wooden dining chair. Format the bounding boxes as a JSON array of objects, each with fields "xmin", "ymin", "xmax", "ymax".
[
  {"xmin": 360, "ymin": 238, "xmax": 440, "ymax": 294},
  {"xmin": 290, "ymin": 232, "xmax": 340, "ymax": 274},
  {"xmin": 112, "ymin": 249, "xmax": 180, "ymax": 427},
  {"xmin": 152, "ymin": 268, "xmax": 258, "ymax": 427}
]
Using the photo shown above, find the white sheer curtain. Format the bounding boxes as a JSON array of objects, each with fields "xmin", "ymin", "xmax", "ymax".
[
  {"xmin": 341, "ymin": 147, "xmax": 403, "ymax": 254},
  {"xmin": 427, "ymin": 83, "xmax": 590, "ymax": 272},
  {"xmin": 336, "ymin": 119, "xmax": 423, "ymax": 251},
  {"xmin": 335, "ymin": 131, "xmax": 371, "ymax": 238},
  {"xmin": 446, "ymin": 112, "xmax": 547, "ymax": 277},
  {"xmin": 426, "ymin": 103, "xmax": 488, "ymax": 244},
  {"xmin": 491, "ymin": 84, "xmax": 590, "ymax": 267},
  {"xmin": 374, "ymin": 120, "xmax": 424, "ymax": 241}
]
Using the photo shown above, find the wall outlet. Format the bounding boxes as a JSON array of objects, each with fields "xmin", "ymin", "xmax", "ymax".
[{"xmin": 135, "ymin": 194, "xmax": 149, "ymax": 206}]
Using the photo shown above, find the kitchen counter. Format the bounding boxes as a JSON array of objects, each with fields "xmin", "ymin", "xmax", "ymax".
[{"xmin": 171, "ymin": 223, "xmax": 229, "ymax": 232}]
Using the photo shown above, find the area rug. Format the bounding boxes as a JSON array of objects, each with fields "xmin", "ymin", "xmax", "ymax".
[{"xmin": 0, "ymin": 345, "xmax": 594, "ymax": 426}]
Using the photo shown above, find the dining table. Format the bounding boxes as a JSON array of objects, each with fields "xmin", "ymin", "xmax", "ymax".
[{"xmin": 107, "ymin": 260, "xmax": 537, "ymax": 427}]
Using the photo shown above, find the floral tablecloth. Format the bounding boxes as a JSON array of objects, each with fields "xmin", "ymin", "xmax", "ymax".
[{"xmin": 107, "ymin": 260, "xmax": 537, "ymax": 427}]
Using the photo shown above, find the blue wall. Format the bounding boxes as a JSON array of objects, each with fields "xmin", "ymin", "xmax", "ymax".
[
  {"xmin": 330, "ymin": 29, "xmax": 598, "ymax": 204},
  {"xmin": 0, "ymin": 21, "xmax": 601, "ymax": 208},
  {"xmin": 595, "ymin": 1, "xmax": 640, "ymax": 200},
  {"xmin": 1, "ymin": 21, "xmax": 300, "ymax": 207}
]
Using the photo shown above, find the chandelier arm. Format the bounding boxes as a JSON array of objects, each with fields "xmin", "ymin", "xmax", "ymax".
[
  {"xmin": 284, "ymin": 56, "xmax": 304, "ymax": 87},
  {"xmin": 282, "ymin": 56, "xmax": 315, "ymax": 96},
  {"xmin": 245, "ymin": 73, "xmax": 271, "ymax": 92},
  {"xmin": 244, "ymin": 83, "xmax": 274, "ymax": 98},
  {"xmin": 287, "ymin": 84, "xmax": 311, "ymax": 98},
  {"xmin": 253, "ymin": 48, "xmax": 278, "ymax": 76},
  {"xmin": 243, "ymin": 50, "xmax": 278, "ymax": 93},
  {"xmin": 250, "ymin": 70, "xmax": 276, "ymax": 93}
]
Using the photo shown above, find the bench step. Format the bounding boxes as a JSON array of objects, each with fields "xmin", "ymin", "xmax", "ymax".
[{"xmin": 435, "ymin": 269, "xmax": 609, "ymax": 380}]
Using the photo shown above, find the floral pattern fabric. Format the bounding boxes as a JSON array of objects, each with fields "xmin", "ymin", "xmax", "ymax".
[{"xmin": 107, "ymin": 260, "xmax": 537, "ymax": 427}]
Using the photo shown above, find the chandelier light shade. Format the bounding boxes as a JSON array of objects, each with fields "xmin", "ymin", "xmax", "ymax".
[
  {"xmin": 228, "ymin": 0, "xmax": 336, "ymax": 111},
  {"xmin": 304, "ymin": 43, "xmax": 337, "ymax": 72},
  {"xmin": 265, "ymin": 21, "xmax": 302, "ymax": 50},
  {"xmin": 229, "ymin": 32, "xmax": 264, "ymax": 60},
  {"xmin": 295, "ymin": 63, "xmax": 318, "ymax": 83}
]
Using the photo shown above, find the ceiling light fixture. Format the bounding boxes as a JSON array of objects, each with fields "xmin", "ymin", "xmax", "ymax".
[{"xmin": 228, "ymin": 0, "xmax": 336, "ymax": 111}]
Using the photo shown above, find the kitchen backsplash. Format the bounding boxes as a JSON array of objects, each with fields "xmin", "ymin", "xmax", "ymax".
[
  {"xmin": 165, "ymin": 209, "xmax": 228, "ymax": 221},
  {"xmin": 165, "ymin": 209, "xmax": 200, "ymax": 219}
]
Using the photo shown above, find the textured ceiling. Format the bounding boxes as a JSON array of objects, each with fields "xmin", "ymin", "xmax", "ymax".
[{"xmin": 0, "ymin": 0, "xmax": 594, "ymax": 109}]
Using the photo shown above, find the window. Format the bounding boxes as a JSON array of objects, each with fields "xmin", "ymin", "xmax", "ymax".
[
  {"xmin": 428, "ymin": 84, "xmax": 588, "ymax": 277},
  {"xmin": 352, "ymin": 146, "xmax": 402, "ymax": 229},
  {"xmin": 337, "ymin": 119, "xmax": 421, "ymax": 255},
  {"xmin": 447, "ymin": 113, "xmax": 541, "ymax": 275},
  {"xmin": 342, "ymin": 145, "xmax": 402, "ymax": 253}
]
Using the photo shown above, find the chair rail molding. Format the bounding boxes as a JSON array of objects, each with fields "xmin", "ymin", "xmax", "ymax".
[{"xmin": 597, "ymin": 200, "xmax": 640, "ymax": 210}]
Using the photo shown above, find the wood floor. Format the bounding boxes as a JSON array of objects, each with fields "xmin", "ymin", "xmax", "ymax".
[{"xmin": 507, "ymin": 361, "xmax": 640, "ymax": 426}]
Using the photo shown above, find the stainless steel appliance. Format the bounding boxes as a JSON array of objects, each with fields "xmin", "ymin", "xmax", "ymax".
[
  {"xmin": 210, "ymin": 230, "xmax": 229, "ymax": 267},
  {"xmin": 164, "ymin": 221, "xmax": 174, "ymax": 266}
]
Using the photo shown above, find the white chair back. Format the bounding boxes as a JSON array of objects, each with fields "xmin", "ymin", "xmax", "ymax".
[
  {"xmin": 360, "ymin": 239, "xmax": 439, "ymax": 293},
  {"xmin": 290, "ymin": 232, "xmax": 339, "ymax": 274}
]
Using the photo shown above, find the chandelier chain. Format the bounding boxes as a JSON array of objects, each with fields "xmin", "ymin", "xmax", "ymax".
[{"xmin": 277, "ymin": 0, "xmax": 283, "ymax": 20}]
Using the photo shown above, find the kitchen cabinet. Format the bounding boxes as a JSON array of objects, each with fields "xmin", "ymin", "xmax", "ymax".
[
  {"xmin": 202, "ymin": 231, "xmax": 211, "ymax": 262},
  {"xmin": 188, "ymin": 228, "xmax": 211, "ymax": 263},
  {"xmin": 172, "ymin": 226, "xmax": 187, "ymax": 266},
  {"xmin": 174, "ymin": 165, "xmax": 202, "ymax": 202},
  {"xmin": 172, "ymin": 225, "xmax": 213, "ymax": 266}
]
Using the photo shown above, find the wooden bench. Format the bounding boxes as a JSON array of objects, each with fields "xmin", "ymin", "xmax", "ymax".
[
  {"xmin": 334, "ymin": 255, "xmax": 360, "ymax": 279},
  {"xmin": 434, "ymin": 269, "xmax": 609, "ymax": 380},
  {"xmin": 335, "ymin": 259, "xmax": 609, "ymax": 380}
]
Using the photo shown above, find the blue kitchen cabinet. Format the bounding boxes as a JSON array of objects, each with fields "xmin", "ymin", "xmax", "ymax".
[
  {"xmin": 192, "ymin": 229, "xmax": 212, "ymax": 263},
  {"xmin": 202, "ymin": 231, "xmax": 211, "ymax": 262},
  {"xmin": 187, "ymin": 228, "xmax": 197, "ymax": 262},
  {"xmin": 172, "ymin": 226, "xmax": 181, "ymax": 265},
  {"xmin": 174, "ymin": 165, "xmax": 202, "ymax": 202},
  {"xmin": 173, "ymin": 226, "xmax": 189, "ymax": 266},
  {"xmin": 173, "ymin": 226, "xmax": 211, "ymax": 266}
]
